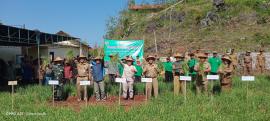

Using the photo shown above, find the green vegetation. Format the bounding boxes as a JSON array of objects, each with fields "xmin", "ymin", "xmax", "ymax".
[
  {"xmin": 105, "ymin": 0, "xmax": 270, "ymax": 54},
  {"xmin": 0, "ymin": 75, "xmax": 269, "ymax": 120}
]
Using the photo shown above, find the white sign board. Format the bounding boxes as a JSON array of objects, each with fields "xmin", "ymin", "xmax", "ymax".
[
  {"xmin": 180, "ymin": 76, "xmax": 192, "ymax": 81},
  {"xmin": 80, "ymin": 81, "xmax": 91, "ymax": 85},
  {"xmin": 141, "ymin": 78, "xmax": 153, "ymax": 83},
  {"xmin": 8, "ymin": 81, "xmax": 17, "ymax": 85},
  {"xmin": 207, "ymin": 75, "xmax": 220, "ymax": 80},
  {"xmin": 115, "ymin": 78, "xmax": 126, "ymax": 83},
  {"xmin": 241, "ymin": 76, "xmax": 255, "ymax": 81},
  {"xmin": 48, "ymin": 80, "xmax": 59, "ymax": 85}
]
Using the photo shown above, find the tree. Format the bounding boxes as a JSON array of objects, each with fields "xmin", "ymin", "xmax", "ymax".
[{"xmin": 128, "ymin": 0, "xmax": 136, "ymax": 6}]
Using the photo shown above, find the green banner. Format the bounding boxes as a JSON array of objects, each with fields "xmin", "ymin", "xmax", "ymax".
[{"xmin": 104, "ymin": 40, "xmax": 144, "ymax": 62}]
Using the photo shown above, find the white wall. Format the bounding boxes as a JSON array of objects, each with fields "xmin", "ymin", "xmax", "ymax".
[
  {"xmin": 48, "ymin": 46, "xmax": 80, "ymax": 59},
  {"xmin": 0, "ymin": 46, "xmax": 21, "ymax": 63}
]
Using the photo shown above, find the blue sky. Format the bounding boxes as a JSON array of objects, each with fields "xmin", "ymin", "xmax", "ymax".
[{"xmin": 0, "ymin": 0, "xmax": 153, "ymax": 47}]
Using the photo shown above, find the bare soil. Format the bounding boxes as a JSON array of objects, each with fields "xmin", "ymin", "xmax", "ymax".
[{"xmin": 48, "ymin": 95, "xmax": 147, "ymax": 112}]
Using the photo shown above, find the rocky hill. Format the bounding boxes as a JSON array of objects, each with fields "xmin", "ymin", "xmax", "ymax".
[{"xmin": 105, "ymin": 0, "xmax": 270, "ymax": 55}]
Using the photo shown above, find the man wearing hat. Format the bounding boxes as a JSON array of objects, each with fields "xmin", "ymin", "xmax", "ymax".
[
  {"xmin": 218, "ymin": 56, "xmax": 234, "ymax": 91},
  {"xmin": 256, "ymin": 49, "xmax": 266, "ymax": 73},
  {"xmin": 243, "ymin": 51, "xmax": 252, "ymax": 75},
  {"xmin": 105, "ymin": 54, "xmax": 119, "ymax": 84},
  {"xmin": 194, "ymin": 54, "xmax": 211, "ymax": 94},
  {"xmin": 91, "ymin": 56, "xmax": 106, "ymax": 101},
  {"xmin": 76, "ymin": 55, "xmax": 91, "ymax": 101},
  {"xmin": 120, "ymin": 57, "xmax": 137, "ymax": 100},
  {"xmin": 208, "ymin": 51, "xmax": 222, "ymax": 75},
  {"xmin": 143, "ymin": 55, "xmax": 160, "ymax": 99},
  {"xmin": 163, "ymin": 57, "xmax": 173, "ymax": 83},
  {"xmin": 173, "ymin": 53, "xmax": 185, "ymax": 95},
  {"xmin": 52, "ymin": 57, "xmax": 64, "ymax": 101}
]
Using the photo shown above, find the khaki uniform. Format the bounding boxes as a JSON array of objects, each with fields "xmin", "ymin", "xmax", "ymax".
[
  {"xmin": 173, "ymin": 61, "xmax": 185, "ymax": 96},
  {"xmin": 256, "ymin": 54, "xmax": 266, "ymax": 73},
  {"xmin": 243, "ymin": 55, "xmax": 252, "ymax": 75},
  {"xmin": 76, "ymin": 62, "xmax": 91, "ymax": 100},
  {"xmin": 194, "ymin": 62, "xmax": 211, "ymax": 94},
  {"xmin": 143, "ymin": 63, "xmax": 159, "ymax": 99},
  {"xmin": 219, "ymin": 63, "xmax": 234, "ymax": 91}
]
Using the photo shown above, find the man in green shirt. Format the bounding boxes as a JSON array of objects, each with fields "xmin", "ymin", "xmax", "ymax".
[
  {"xmin": 163, "ymin": 57, "xmax": 173, "ymax": 83},
  {"xmin": 134, "ymin": 59, "xmax": 143, "ymax": 82},
  {"xmin": 208, "ymin": 51, "xmax": 222, "ymax": 75},
  {"xmin": 188, "ymin": 53, "xmax": 198, "ymax": 80}
]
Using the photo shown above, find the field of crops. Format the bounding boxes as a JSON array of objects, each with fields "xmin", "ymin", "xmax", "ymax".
[{"xmin": 0, "ymin": 75, "xmax": 269, "ymax": 121}]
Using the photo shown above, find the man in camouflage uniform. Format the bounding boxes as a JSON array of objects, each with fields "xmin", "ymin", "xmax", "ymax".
[
  {"xmin": 173, "ymin": 53, "xmax": 185, "ymax": 96},
  {"xmin": 243, "ymin": 51, "xmax": 252, "ymax": 75},
  {"xmin": 52, "ymin": 57, "xmax": 64, "ymax": 101},
  {"xmin": 105, "ymin": 54, "xmax": 118, "ymax": 84},
  {"xmin": 256, "ymin": 49, "xmax": 266, "ymax": 74},
  {"xmin": 76, "ymin": 55, "xmax": 91, "ymax": 101},
  {"xmin": 194, "ymin": 54, "xmax": 211, "ymax": 94}
]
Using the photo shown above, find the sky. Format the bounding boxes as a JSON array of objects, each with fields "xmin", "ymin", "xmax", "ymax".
[{"xmin": 0, "ymin": 0, "xmax": 151, "ymax": 47}]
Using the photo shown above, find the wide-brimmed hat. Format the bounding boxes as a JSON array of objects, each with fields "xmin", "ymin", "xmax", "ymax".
[
  {"xmin": 126, "ymin": 57, "xmax": 134, "ymax": 62},
  {"xmin": 198, "ymin": 53, "xmax": 207, "ymax": 58},
  {"xmin": 189, "ymin": 53, "xmax": 195, "ymax": 56},
  {"xmin": 54, "ymin": 57, "xmax": 63, "ymax": 62},
  {"xmin": 174, "ymin": 53, "xmax": 184, "ymax": 58},
  {"xmin": 79, "ymin": 55, "xmax": 87, "ymax": 59},
  {"xmin": 109, "ymin": 54, "xmax": 114, "ymax": 57},
  {"xmin": 246, "ymin": 51, "xmax": 251, "ymax": 53},
  {"xmin": 146, "ymin": 55, "xmax": 156, "ymax": 61},
  {"xmin": 213, "ymin": 51, "xmax": 218, "ymax": 54},
  {"xmin": 222, "ymin": 56, "xmax": 232, "ymax": 62},
  {"xmin": 259, "ymin": 49, "xmax": 264, "ymax": 52},
  {"xmin": 94, "ymin": 56, "xmax": 102, "ymax": 60}
]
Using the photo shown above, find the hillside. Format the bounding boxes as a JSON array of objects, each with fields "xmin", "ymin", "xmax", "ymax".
[{"xmin": 105, "ymin": 0, "xmax": 270, "ymax": 55}]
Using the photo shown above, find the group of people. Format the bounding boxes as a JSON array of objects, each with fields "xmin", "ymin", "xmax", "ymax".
[{"xmin": 7, "ymin": 48, "xmax": 266, "ymax": 102}]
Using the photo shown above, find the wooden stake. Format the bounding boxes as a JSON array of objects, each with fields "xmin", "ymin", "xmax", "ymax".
[
  {"xmin": 11, "ymin": 85, "xmax": 14, "ymax": 110},
  {"xmin": 118, "ymin": 83, "xmax": 122, "ymax": 106},
  {"xmin": 84, "ymin": 85, "xmax": 87, "ymax": 106},
  {"xmin": 52, "ymin": 85, "xmax": 55, "ymax": 106}
]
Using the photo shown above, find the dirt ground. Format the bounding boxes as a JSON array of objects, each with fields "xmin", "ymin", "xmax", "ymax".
[{"xmin": 48, "ymin": 95, "xmax": 147, "ymax": 112}]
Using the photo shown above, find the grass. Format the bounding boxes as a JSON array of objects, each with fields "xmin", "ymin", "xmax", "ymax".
[
  {"xmin": 106, "ymin": 0, "xmax": 270, "ymax": 54},
  {"xmin": 0, "ymin": 75, "xmax": 269, "ymax": 120}
]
